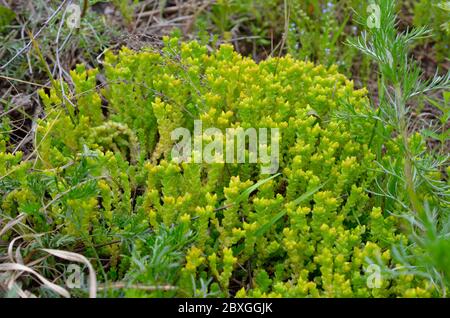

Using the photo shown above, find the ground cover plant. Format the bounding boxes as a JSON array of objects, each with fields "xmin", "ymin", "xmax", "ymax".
[{"xmin": 0, "ymin": 0, "xmax": 449, "ymax": 298}]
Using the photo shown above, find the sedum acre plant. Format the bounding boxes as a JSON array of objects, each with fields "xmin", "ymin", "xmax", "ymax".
[{"xmin": 0, "ymin": 36, "xmax": 436, "ymax": 297}]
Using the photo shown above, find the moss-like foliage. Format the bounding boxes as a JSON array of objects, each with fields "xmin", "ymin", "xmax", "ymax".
[{"xmin": 0, "ymin": 37, "xmax": 434, "ymax": 297}]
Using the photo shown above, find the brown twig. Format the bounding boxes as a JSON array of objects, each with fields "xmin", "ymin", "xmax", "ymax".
[{"xmin": 97, "ymin": 282, "xmax": 177, "ymax": 291}]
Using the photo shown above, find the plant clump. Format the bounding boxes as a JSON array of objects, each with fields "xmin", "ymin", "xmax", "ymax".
[{"xmin": 0, "ymin": 37, "xmax": 435, "ymax": 297}]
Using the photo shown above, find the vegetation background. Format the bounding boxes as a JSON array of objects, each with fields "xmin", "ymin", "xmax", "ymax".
[{"xmin": 0, "ymin": 0, "xmax": 449, "ymax": 298}]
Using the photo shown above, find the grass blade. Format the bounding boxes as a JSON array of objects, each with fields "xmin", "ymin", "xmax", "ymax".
[
  {"xmin": 42, "ymin": 249, "xmax": 97, "ymax": 298},
  {"xmin": 254, "ymin": 181, "xmax": 328, "ymax": 237},
  {"xmin": 234, "ymin": 173, "xmax": 282, "ymax": 206},
  {"xmin": 0, "ymin": 263, "xmax": 70, "ymax": 298}
]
